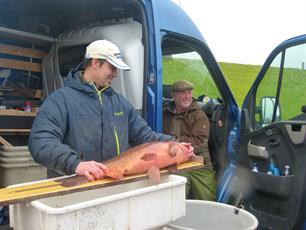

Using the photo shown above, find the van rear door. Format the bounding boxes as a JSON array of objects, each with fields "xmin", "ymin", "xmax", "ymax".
[{"xmin": 237, "ymin": 34, "xmax": 306, "ymax": 229}]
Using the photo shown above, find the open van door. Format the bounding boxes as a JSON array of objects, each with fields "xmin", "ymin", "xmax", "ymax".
[
  {"xmin": 149, "ymin": 0, "xmax": 242, "ymax": 185},
  {"xmin": 237, "ymin": 35, "xmax": 306, "ymax": 229}
]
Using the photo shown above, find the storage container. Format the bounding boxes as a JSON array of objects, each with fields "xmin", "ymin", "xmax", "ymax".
[
  {"xmin": 163, "ymin": 200, "xmax": 258, "ymax": 230},
  {"xmin": 0, "ymin": 146, "xmax": 30, "ymax": 158},
  {"xmin": 0, "ymin": 163, "xmax": 47, "ymax": 188},
  {"xmin": 0, "ymin": 146, "xmax": 47, "ymax": 188},
  {"xmin": 10, "ymin": 175, "xmax": 186, "ymax": 230}
]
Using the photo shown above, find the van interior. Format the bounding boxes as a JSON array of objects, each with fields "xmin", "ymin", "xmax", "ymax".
[
  {"xmin": 0, "ymin": 1, "xmax": 149, "ymax": 163},
  {"xmin": 0, "ymin": 0, "xmax": 226, "ymax": 175}
]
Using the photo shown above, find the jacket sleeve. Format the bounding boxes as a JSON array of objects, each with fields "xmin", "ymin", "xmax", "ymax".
[
  {"xmin": 28, "ymin": 92, "xmax": 81, "ymax": 175},
  {"xmin": 127, "ymin": 103, "xmax": 174, "ymax": 146}
]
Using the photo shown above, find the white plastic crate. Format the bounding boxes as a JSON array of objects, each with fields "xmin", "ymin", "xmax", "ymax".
[
  {"xmin": 0, "ymin": 146, "xmax": 47, "ymax": 188},
  {"xmin": 0, "ymin": 163, "xmax": 47, "ymax": 187},
  {"xmin": 10, "ymin": 175, "xmax": 186, "ymax": 230}
]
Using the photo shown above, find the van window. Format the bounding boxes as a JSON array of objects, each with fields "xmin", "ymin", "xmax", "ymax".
[
  {"xmin": 161, "ymin": 40, "xmax": 220, "ymax": 102},
  {"xmin": 255, "ymin": 54, "xmax": 280, "ymax": 127},
  {"xmin": 279, "ymin": 44, "xmax": 306, "ymax": 120},
  {"xmin": 58, "ymin": 45, "xmax": 87, "ymax": 77},
  {"xmin": 255, "ymin": 43, "xmax": 306, "ymax": 128},
  {"xmin": 161, "ymin": 38, "xmax": 221, "ymax": 124}
]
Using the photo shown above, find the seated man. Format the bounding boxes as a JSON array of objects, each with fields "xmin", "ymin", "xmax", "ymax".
[{"xmin": 163, "ymin": 80, "xmax": 216, "ymax": 201}]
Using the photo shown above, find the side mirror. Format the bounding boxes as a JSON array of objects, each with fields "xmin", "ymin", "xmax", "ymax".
[{"xmin": 260, "ymin": 96, "xmax": 281, "ymax": 126}]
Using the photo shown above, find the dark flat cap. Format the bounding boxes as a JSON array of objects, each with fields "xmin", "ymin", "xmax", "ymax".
[{"xmin": 172, "ymin": 80, "xmax": 194, "ymax": 92}]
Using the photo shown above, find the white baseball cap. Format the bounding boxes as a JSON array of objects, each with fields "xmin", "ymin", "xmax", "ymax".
[{"xmin": 85, "ymin": 40, "xmax": 130, "ymax": 70}]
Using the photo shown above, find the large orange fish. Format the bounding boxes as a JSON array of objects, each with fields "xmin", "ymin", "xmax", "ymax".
[
  {"xmin": 60, "ymin": 141, "xmax": 200, "ymax": 186},
  {"xmin": 103, "ymin": 141, "xmax": 195, "ymax": 183}
]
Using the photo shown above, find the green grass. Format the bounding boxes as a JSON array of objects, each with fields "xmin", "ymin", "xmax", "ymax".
[
  {"xmin": 163, "ymin": 58, "xmax": 306, "ymax": 120},
  {"xmin": 163, "ymin": 58, "xmax": 220, "ymax": 99},
  {"xmin": 221, "ymin": 62, "xmax": 306, "ymax": 119},
  {"xmin": 163, "ymin": 58, "xmax": 260, "ymax": 106},
  {"xmin": 218, "ymin": 62, "xmax": 260, "ymax": 106}
]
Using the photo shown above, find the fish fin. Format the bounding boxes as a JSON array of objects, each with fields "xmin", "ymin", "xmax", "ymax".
[
  {"xmin": 57, "ymin": 176, "xmax": 89, "ymax": 187},
  {"xmin": 190, "ymin": 155, "xmax": 204, "ymax": 163},
  {"xmin": 167, "ymin": 164, "xmax": 178, "ymax": 173},
  {"xmin": 147, "ymin": 166, "xmax": 160, "ymax": 184},
  {"xmin": 105, "ymin": 169, "xmax": 123, "ymax": 180},
  {"xmin": 141, "ymin": 153, "xmax": 158, "ymax": 161},
  {"xmin": 168, "ymin": 142, "xmax": 178, "ymax": 157}
]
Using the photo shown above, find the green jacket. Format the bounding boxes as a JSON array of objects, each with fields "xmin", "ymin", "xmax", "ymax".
[{"xmin": 163, "ymin": 100, "xmax": 212, "ymax": 169}]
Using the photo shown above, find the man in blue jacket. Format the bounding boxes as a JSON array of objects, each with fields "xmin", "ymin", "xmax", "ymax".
[{"xmin": 29, "ymin": 40, "xmax": 192, "ymax": 181}]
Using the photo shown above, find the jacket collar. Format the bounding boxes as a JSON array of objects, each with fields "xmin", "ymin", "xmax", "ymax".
[{"xmin": 64, "ymin": 70, "xmax": 114, "ymax": 96}]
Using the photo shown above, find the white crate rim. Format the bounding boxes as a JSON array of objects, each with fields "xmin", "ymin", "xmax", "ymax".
[{"xmin": 30, "ymin": 175, "xmax": 186, "ymax": 215}]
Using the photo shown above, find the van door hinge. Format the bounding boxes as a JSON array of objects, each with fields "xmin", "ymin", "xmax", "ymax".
[{"xmin": 149, "ymin": 72, "xmax": 155, "ymax": 85}]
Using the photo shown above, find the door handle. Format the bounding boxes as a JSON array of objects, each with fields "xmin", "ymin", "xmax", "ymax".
[{"xmin": 247, "ymin": 141, "xmax": 269, "ymax": 159}]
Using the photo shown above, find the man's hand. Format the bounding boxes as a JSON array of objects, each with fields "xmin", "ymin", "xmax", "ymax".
[
  {"xmin": 75, "ymin": 161, "xmax": 109, "ymax": 181},
  {"xmin": 180, "ymin": 142, "xmax": 194, "ymax": 157}
]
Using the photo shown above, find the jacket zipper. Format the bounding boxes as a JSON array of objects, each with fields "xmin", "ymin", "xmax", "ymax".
[
  {"xmin": 97, "ymin": 91, "xmax": 103, "ymax": 105},
  {"xmin": 113, "ymin": 127, "xmax": 120, "ymax": 155},
  {"xmin": 91, "ymin": 83, "xmax": 120, "ymax": 155},
  {"xmin": 91, "ymin": 83, "xmax": 110, "ymax": 105},
  {"xmin": 90, "ymin": 83, "xmax": 114, "ymax": 157}
]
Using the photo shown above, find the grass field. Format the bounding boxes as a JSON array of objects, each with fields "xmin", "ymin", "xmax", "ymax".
[
  {"xmin": 218, "ymin": 62, "xmax": 260, "ymax": 106},
  {"xmin": 163, "ymin": 58, "xmax": 260, "ymax": 106},
  {"xmin": 220, "ymin": 62, "xmax": 306, "ymax": 119},
  {"xmin": 163, "ymin": 58, "xmax": 306, "ymax": 120}
]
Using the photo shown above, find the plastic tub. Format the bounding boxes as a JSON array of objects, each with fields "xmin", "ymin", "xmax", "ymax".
[
  {"xmin": 0, "ymin": 146, "xmax": 30, "ymax": 158},
  {"xmin": 0, "ymin": 157, "xmax": 35, "ymax": 163},
  {"xmin": 0, "ymin": 145, "xmax": 47, "ymax": 188},
  {"xmin": 10, "ymin": 175, "xmax": 186, "ymax": 230},
  {"xmin": 163, "ymin": 200, "xmax": 258, "ymax": 230},
  {"xmin": 0, "ymin": 163, "xmax": 47, "ymax": 187}
]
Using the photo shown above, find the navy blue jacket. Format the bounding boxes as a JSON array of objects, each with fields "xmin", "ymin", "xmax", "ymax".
[{"xmin": 29, "ymin": 71, "xmax": 173, "ymax": 175}]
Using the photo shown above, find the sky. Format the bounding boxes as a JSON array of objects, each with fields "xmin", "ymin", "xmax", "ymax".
[{"xmin": 173, "ymin": 0, "xmax": 306, "ymax": 65}]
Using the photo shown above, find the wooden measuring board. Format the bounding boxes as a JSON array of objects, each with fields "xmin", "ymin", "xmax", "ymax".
[{"xmin": 0, "ymin": 161, "xmax": 203, "ymax": 206}]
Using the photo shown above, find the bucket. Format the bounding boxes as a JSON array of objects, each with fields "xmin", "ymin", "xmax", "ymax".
[{"xmin": 164, "ymin": 200, "xmax": 258, "ymax": 230}]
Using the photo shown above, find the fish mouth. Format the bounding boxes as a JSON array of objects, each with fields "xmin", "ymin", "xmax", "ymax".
[{"xmin": 176, "ymin": 143, "xmax": 189, "ymax": 157}]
